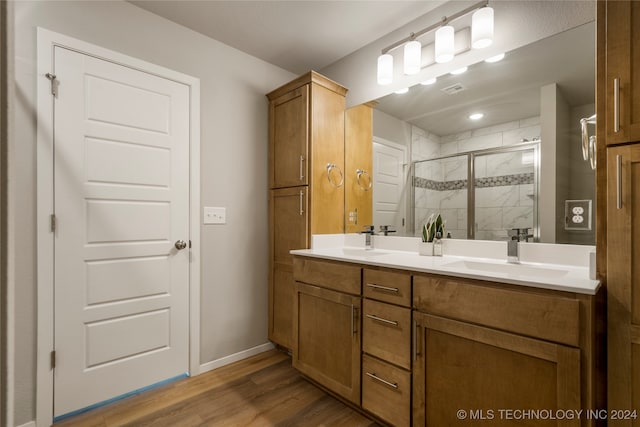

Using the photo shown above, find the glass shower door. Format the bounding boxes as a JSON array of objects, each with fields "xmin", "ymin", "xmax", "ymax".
[{"xmin": 473, "ymin": 146, "xmax": 538, "ymax": 241}]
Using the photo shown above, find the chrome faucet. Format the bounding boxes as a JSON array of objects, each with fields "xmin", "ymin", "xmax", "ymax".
[
  {"xmin": 361, "ymin": 225, "xmax": 375, "ymax": 250},
  {"xmin": 379, "ymin": 225, "xmax": 396, "ymax": 236},
  {"xmin": 507, "ymin": 228, "xmax": 533, "ymax": 263}
]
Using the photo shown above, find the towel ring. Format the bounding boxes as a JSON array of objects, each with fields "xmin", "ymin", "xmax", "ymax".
[
  {"xmin": 356, "ymin": 169, "xmax": 372, "ymax": 191},
  {"xmin": 580, "ymin": 114, "xmax": 596, "ymax": 161},
  {"xmin": 326, "ymin": 163, "xmax": 344, "ymax": 188}
]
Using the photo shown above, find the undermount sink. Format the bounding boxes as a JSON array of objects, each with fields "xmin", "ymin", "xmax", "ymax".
[
  {"xmin": 442, "ymin": 260, "xmax": 569, "ymax": 278},
  {"xmin": 340, "ymin": 248, "xmax": 389, "ymax": 257}
]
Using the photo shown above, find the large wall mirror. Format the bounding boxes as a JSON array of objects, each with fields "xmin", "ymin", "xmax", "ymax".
[{"xmin": 351, "ymin": 21, "xmax": 595, "ymax": 245}]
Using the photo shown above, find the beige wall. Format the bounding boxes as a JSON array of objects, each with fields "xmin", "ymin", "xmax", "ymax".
[{"xmin": 13, "ymin": 1, "xmax": 295, "ymax": 423}]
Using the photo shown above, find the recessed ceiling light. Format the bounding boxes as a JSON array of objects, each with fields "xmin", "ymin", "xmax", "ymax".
[
  {"xmin": 394, "ymin": 87, "xmax": 409, "ymax": 94},
  {"xmin": 469, "ymin": 113, "xmax": 484, "ymax": 120},
  {"xmin": 421, "ymin": 77, "xmax": 437, "ymax": 86},
  {"xmin": 450, "ymin": 67, "xmax": 468, "ymax": 75},
  {"xmin": 485, "ymin": 53, "xmax": 505, "ymax": 63}
]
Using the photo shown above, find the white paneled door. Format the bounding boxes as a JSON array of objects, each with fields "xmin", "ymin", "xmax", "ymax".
[
  {"xmin": 53, "ymin": 46, "xmax": 190, "ymax": 417},
  {"xmin": 373, "ymin": 141, "xmax": 407, "ymax": 234}
]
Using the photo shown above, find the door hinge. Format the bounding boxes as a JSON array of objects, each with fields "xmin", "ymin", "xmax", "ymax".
[
  {"xmin": 189, "ymin": 240, "xmax": 192, "ymax": 249},
  {"xmin": 45, "ymin": 73, "xmax": 58, "ymax": 97},
  {"xmin": 50, "ymin": 214, "xmax": 56, "ymax": 232},
  {"xmin": 50, "ymin": 350, "xmax": 56, "ymax": 369}
]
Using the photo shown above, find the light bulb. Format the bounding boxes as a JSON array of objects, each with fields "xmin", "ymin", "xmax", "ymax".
[
  {"xmin": 404, "ymin": 40, "xmax": 422, "ymax": 75},
  {"xmin": 485, "ymin": 53, "xmax": 505, "ymax": 63},
  {"xmin": 450, "ymin": 67, "xmax": 468, "ymax": 75},
  {"xmin": 421, "ymin": 77, "xmax": 437, "ymax": 85},
  {"xmin": 394, "ymin": 87, "xmax": 409, "ymax": 94},
  {"xmin": 377, "ymin": 53, "xmax": 393, "ymax": 85},
  {"xmin": 472, "ymin": 6, "xmax": 494, "ymax": 49},
  {"xmin": 435, "ymin": 25, "xmax": 455, "ymax": 63}
]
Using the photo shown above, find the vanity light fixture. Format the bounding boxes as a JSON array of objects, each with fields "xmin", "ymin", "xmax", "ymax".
[
  {"xmin": 484, "ymin": 53, "xmax": 505, "ymax": 63},
  {"xmin": 435, "ymin": 25, "xmax": 455, "ymax": 63},
  {"xmin": 394, "ymin": 87, "xmax": 409, "ymax": 94},
  {"xmin": 469, "ymin": 112, "xmax": 484, "ymax": 120},
  {"xmin": 421, "ymin": 77, "xmax": 437, "ymax": 85},
  {"xmin": 375, "ymin": 1, "xmax": 493, "ymax": 85},
  {"xmin": 377, "ymin": 53, "xmax": 394, "ymax": 85},
  {"xmin": 404, "ymin": 39, "xmax": 422, "ymax": 75},
  {"xmin": 450, "ymin": 66, "xmax": 468, "ymax": 75},
  {"xmin": 471, "ymin": 6, "xmax": 494, "ymax": 48}
]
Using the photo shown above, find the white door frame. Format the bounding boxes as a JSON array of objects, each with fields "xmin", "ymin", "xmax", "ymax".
[{"xmin": 36, "ymin": 28, "xmax": 201, "ymax": 427}]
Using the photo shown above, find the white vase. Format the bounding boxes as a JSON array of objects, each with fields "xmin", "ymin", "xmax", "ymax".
[{"xmin": 419, "ymin": 242, "xmax": 434, "ymax": 256}]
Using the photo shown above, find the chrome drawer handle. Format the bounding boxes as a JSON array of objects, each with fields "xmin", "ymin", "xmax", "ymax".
[
  {"xmin": 299, "ymin": 155, "xmax": 305, "ymax": 181},
  {"xmin": 366, "ymin": 314, "xmax": 398, "ymax": 326},
  {"xmin": 616, "ymin": 154, "xmax": 623, "ymax": 209},
  {"xmin": 614, "ymin": 78, "xmax": 620, "ymax": 133},
  {"xmin": 366, "ymin": 372, "xmax": 398, "ymax": 389},
  {"xmin": 366, "ymin": 283, "xmax": 399, "ymax": 293}
]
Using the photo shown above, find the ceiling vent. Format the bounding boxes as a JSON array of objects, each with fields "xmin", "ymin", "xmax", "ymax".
[{"xmin": 441, "ymin": 83, "xmax": 466, "ymax": 95}]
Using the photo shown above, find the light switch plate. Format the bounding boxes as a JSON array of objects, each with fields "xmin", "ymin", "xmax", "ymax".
[
  {"xmin": 204, "ymin": 207, "xmax": 226, "ymax": 224},
  {"xmin": 565, "ymin": 200, "xmax": 592, "ymax": 231}
]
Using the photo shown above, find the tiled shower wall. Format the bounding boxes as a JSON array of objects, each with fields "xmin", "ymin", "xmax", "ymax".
[{"xmin": 413, "ymin": 117, "xmax": 541, "ymax": 240}]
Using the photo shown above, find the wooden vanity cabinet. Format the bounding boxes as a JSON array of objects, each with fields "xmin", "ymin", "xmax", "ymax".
[
  {"xmin": 292, "ymin": 257, "xmax": 362, "ymax": 404},
  {"xmin": 361, "ymin": 267, "xmax": 412, "ymax": 427},
  {"xmin": 267, "ymin": 72, "xmax": 347, "ymax": 349},
  {"xmin": 412, "ymin": 274, "xmax": 599, "ymax": 427},
  {"xmin": 602, "ymin": 0, "xmax": 640, "ymax": 145},
  {"xmin": 607, "ymin": 144, "xmax": 640, "ymax": 424}
]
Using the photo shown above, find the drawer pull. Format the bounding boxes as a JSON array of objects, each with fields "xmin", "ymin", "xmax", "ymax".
[
  {"xmin": 366, "ymin": 314, "xmax": 398, "ymax": 326},
  {"xmin": 617, "ymin": 154, "xmax": 622, "ymax": 209},
  {"xmin": 614, "ymin": 78, "xmax": 620, "ymax": 133},
  {"xmin": 366, "ymin": 283, "xmax": 399, "ymax": 293},
  {"xmin": 366, "ymin": 372, "xmax": 398, "ymax": 389}
]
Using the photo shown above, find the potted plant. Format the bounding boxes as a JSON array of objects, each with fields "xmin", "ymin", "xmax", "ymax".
[{"xmin": 420, "ymin": 213, "xmax": 445, "ymax": 256}]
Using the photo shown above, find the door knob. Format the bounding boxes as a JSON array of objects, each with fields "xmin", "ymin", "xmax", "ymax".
[{"xmin": 175, "ymin": 240, "xmax": 187, "ymax": 250}]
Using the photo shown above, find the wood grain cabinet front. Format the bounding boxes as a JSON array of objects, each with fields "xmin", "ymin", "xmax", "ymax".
[
  {"xmin": 362, "ymin": 299, "xmax": 411, "ymax": 370},
  {"xmin": 363, "ymin": 267, "xmax": 411, "ymax": 307},
  {"xmin": 412, "ymin": 313, "xmax": 581, "ymax": 427},
  {"xmin": 362, "ymin": 354, "xmax": 411, "ymax": 427},
  {"xmin": 602, "ymin": 1, "xmax": 640, "ymax": 145},
  {"xmin": 267, "ymin": 71, "xmax": 347, "ymax": 350},
  {"xmin": 607, "ymin": 143, "xmax": 640, "ymax": 424}
]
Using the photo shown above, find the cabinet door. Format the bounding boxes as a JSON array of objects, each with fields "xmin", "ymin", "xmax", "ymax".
[
  {"xmin": 607, "ymin": 144, "xmax": 640, "ymax": 424},
  {"xmin": 413, "ymin": 312, "xmax": 581, "ymax": 426},
  {"xmin": 269, "ymin": 187, "xmax": 309, "ymax": 348},
  {"xmin": 604, "ymin": 1, "xmax": 640, "ymax": 145},
  {"xmin": 269, "ymin": 85, "xmax": 309, "ymax": 188},
  {"xmin": 293, "ymin": 282, "xmax": 361, "ymax": 404}
]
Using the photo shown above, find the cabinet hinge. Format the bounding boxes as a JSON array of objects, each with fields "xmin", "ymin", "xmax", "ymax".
[
  {"xmin": 50, "ymin": 214, "xmax": 56, "ymax": 232},
  {"xmin": 45, "ymin": 73, "xmax": 58, "ymax": 97},
  {"xmin": 50, "ymin": 350, "xmax": 56, "ymax": 369}
]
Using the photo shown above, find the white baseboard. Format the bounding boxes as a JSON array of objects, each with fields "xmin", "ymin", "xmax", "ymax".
[
  {"xmin": 16, "ymin": 421, "xmax": 36, "ymax": 427},
  {"xmin": 198, "ymin": 342, "xmax": 275, "ymax": 374}
]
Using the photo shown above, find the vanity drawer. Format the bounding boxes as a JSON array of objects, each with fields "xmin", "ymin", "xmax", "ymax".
[
  {"xmin": 293, "ymin": 257, "xmax": 361, "ymax": 295},
  {"xmin": 363, "ymin": 268, "xmax": 411, "ymax": 307},
  {"xmin": 413, "ymin": 274, "xmax": 580, "ymax": 347},
  {"xmin": 362, "ymin": 354, "xmax": 411, "ymax": 427},
  {"xmin": 363, "ymin": 299, "xmax": 411, "ymax": 369}
]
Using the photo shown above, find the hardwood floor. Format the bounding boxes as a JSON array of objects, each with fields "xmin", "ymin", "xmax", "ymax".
[{"xmin": 54, "ymin": 349, "xmax": 379, "ymax": 427}]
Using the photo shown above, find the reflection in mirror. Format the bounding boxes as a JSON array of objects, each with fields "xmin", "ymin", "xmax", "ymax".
[{"xmin": 365, "ymin": 22, "xmax": 595, "ymax": 245}]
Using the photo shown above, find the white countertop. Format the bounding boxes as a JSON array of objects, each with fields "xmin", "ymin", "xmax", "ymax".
[{"xmin": 291, "ymin": 239, "xmax": 601, "ymax": 295}]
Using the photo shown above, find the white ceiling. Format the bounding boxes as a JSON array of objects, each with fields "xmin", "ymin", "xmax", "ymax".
[{"xmin": 129, "ymin": 0, "xmax": 446, "ymax": 74}]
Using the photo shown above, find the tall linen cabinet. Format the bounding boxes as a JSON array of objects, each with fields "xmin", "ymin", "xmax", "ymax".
[
  {"xmin": 600, "ymin": 0, "xmax": 640, "ymax": 423},
  {"xmin": 267, "ymin": 72, "xmax": 347, "ymax": 349}
]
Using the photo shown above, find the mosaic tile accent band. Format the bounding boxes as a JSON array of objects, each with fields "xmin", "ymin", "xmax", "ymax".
[{"xmin": 414, "ymin": 172, "xmax": 534, "ymax": 190}]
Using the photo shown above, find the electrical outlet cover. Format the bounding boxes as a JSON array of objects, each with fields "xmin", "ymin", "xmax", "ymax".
[{"xmin": 564, "ymin": 200, "xmax": 592, "ymax": 231}]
